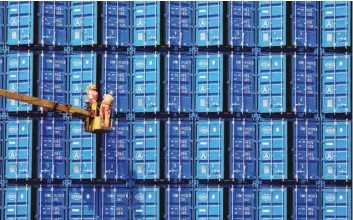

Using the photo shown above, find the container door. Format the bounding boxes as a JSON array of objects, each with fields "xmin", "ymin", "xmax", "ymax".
[
  {"xmin": 322, "ymin": 188, "xmax": 352, "ymax": 219},
  {"xmin": 5, "ymin": 186, "xmax": 31, "ymax": 219},
  {"xmin": 165, "ymin": 186, "xmax": 192, "ymax": 219},
  {"xmin": 229, "ymin": 186, "xmax": 256, "ymax": 219},
  {"xmin": 195, "ymin": 187, "xmax": 223, "ymax": 220},
  {"xmin": 69, "ymin": 187, "xmax": 99, "ymax": 219},
  {"xmin": 37, "ymin": 186, "xmax": 66, "ymax": 219},
  {"xmin": 99, "ymin": 186, "xmax": 129, "ymax": 219},
  {"xmin": 259, "ymin": 188, "xmax": 287, "ymax": 220},
  {"xmin": 133, "ymin": 187, "xmax": 160, "ymax": 219},
  {"xmin": 292, "ymin": 187, "xmax": 319, "ymax": 219}
]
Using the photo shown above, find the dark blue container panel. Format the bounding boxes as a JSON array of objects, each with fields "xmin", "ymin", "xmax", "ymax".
[
  {"xmin": 228, "ymin": 54, "xmax": 256, "ymax": 113},
  {"xmin": 69, "ymin": 120, "xmax": 96, "ymax": 179},
  {"xmin": 292, "ymin": 54, "xmax": 318, "ymax": 113},
  {"xmin": 258, "ymin": 2, "xmax": 287, "ymax": 47},
  {"xmin": 0, "ymin": 2, "xmax": 5, "ymax": 44},
  {"xmin": 258, "ymin": 188, "xmax": 287, "ymax": 220},
  {"xmin": 7, "ymin": 2, "xmax": 34, "ymax": 45},
  {"xmin": 322, "ymin": 121, "xmax": 351, "ymax": 180},
  {"xmin": 102, "ymin": 1, "xmax": 130, "ymax": 46},
  {"xmin": 292, "ymin": 187, "xmax": 319, "ymax": 220},
  {"xmin": 322, "ymin": 188, "xmax": 352, "ymax": 220},
  {"xmin": 196, "ymin": 120, "xmax": 224, "ymax": 179},
  {"xmin": 132, "ymin": 54, "xmax": 160, "ymax": 113},
  {"xmin": 195, "ymin": 187, "xmax": 223, "ymax": 220},
  {"xmin": 0, "ymin": 56, "xmax": 4, "ymax": 109},
  {"xmin": 165, "ymin": 2, "xmax": 193, "ymax": 46},
  {"xmin": 69, "ymin": 53, "xmax": 97, "ymax": 109},
  {"xmin": 100, "ymin": 187, "xmax": 129, "ymax": 219},
  {"xmin": 321, "ymin": 2, "xmax": 351, "ymax": 47},
  {"xmin": 5, "ymin": 53, "xmax": 33, "ymax": 112},
  {"xmin": 229, "ymin": 187, "xmax": 256, "ymax": 219},
  {"xmin": 195, "ymin": 54, "xmax": 223, "ymax": 113},
  {"xmin": 165, "ymin": 120, "xmax": 192, "ymax": 179},
  {"xmin": 132, "ymin": 120, "xmax": 160, "ymax": 179},
  {"xmin": 132, "ymin": 187, "xmax": 160, "ymax": 220},
  {"xmin": 293, "ymin": 120, "xmax": 320, "ymax": 180},
  {"xmin": 164, "ymin": 54, "xmax": 192, "ymax": 112},
  {"xmin": 37, "ymin": 186, "xmax": 65, "ymax": 220},
  {"xmin": 101, "ymin": 53, "xmax": 129, "ymax": 113},
  {"xmin": 229, "ymin": 120, "xmax": 256, "ymax": 179},
  {"xmin": 292, "ymin": 2, "xmax": 318, "ymax": 47},
  {"xmin": 165, "ymin": 187, "xmax": 192, "ymax": 219},
  {"xmin": 38, "ymin": 118, "xmax": 66, "ymax": 180},
  {"xmin": 133, "ymin": 2, "xmax": 160, "ymax": 46},
  {"xmin": 102, "ymin": 120, "xmax": 129, "ymax": 180},
  {"xmin": 257, "ymin": 54, "xmax": 286, "ymax": 113},
  {"xmin": 228, "ymin": 2, "xmax": 256, "ymax": 47},
  {"xmin": 195, "ymin": 1, "xmax": 223, "ymax": 46},
  {"xmin": 5, "ymin": 119, "xmax": 32, "ymax": 179},
  {"xmin": 69, "ymin": 187, "xmax": 99, "ymax": 219},
  {"xmin": 321, "ymin": 55, "xmax": 351, "ymax": 113},
  {"xmin": 5, "ymin": 186, "xmax": 31, "ymax": 220},
  {"xmin": 259, "ymin": 120, "xmax": 288, "ymax": 180},
  {"xmin": 38, "ymin": 2, "xmax": 68, "ymax": 46}
]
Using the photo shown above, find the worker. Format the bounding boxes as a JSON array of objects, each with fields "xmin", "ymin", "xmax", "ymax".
[
  {"xmin": 85, "ymin": 84, "xmax": 98, "ymax": 115},
  {"xmin": 100, "ymin": 94, "xmax": 114, "ymax": 128}
]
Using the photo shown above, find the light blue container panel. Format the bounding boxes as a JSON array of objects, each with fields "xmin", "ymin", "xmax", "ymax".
[
  {"xmin": 292, "ymin": 187, "xmax": 319, "ymax": 220},
  {"xmin": 100, "ymin": 186, "xmax": 129, "ymax": 219},
  {"xmin": 259, "ymin": 120, "xmax": 288, "ymax": 180},
  {"xmin": 165, "ymin": 186, "xmax": 192, "ymax": 219},
  {"xmin": 321, "ymin": 55, "xmax": 351, "ymax": 113},
  {"xmin": 38, "ymin": 2, "xmax": 68, "ymax": 46},
  {"xmin": 195, "ymin": 1, "xmax": 223, "ymax": 46},
  {"xmin": 165, "ymin": 120, "xmax": 192, "ymax": 179},
  {"xmin": 196, "ymin": 120, "xmax": 224, "ymax": 179},
  {"xmin": 0, "ymin": 2, "xmax": 5, "ymax": 44},
  {"xmin": 133, "ymin": 2, "xmax": 160, "ymax": 46},
  {"xmin": 5, "ymin": 186, "xmax": 31, "ymax": 220},
  {"xmin": 164, "ymin": 53, "xmax": 192, "ymax": 113},
  {"xmin": 321, "ymin": 2, "xmax": 351, "ymax": 47},
  {"xmin": 228, "ymin": 2, "xmax": 256, "ymax": 47},
  {"xmin": 229, "ymin": 187, "xmax": 256, "ymax": 219},
  {"xmin": 7, "ymin": 2, "xmax": 34, "ymax": 45},
  {"xmin": 102, "ymin": 1, "xmax": 130, "ymax": 46},
  {"xmin": 257, "ymin": 54, "xmax": 286, "ymax": 113},
  {"xmin": 259, "ymin": 188, "xmax": 287, "ymax": 220},
  {"xmin": 5, "ymin": 119, "xmax": 32, "ymax": 179},
  {"xmin": 69, "ymin": 53, "xmax": 97, "ymax": 109},
  {"xmin": 322, "ymin": 120, "xmax": 351, "ymax": 180},
  {"xmin": 132, "ymin": 187, "xmax": 160, "ymax": 220},
  {"xmin": 195, "ymin": 187, "xmax": 223, "ymax": 220},
  {"xmin": 195, "ymin": 54, "xmax": 223, "ymax": 113},
  {"xmin": 69, "ymin": 120, "xmax": 96, "ymax": 179},
  {"xmin": 102, "ymin": 120, "xmax": 129, "ymax": 180},
  {"xmin": 258, "ymin": 2, "xmax": 286, "ymax": 47},
  {"xmin": 37, "ymin": 186, "xmax": 65, "ymax": 220},
  {"xmin": 165, "ymin": 2, "xmax": 193, "ymax": 46},
  {"xmin": 69, "ymin": 187, "xmax": 99, "ymax": 219},
  {"xmin": 70, "ymin": 1, "xmax": 97, "ymax": 45},
  {"xmin": 5, "ymin": 52, "xmax": 33, "ymax": 112},
  {"xmin": 132, "ymin": 120, "xmax": 160, "ymax": 179},
  {"xmin": 228, "ymin": 53, "xmax": 256, "ymax": 113},
  {"xmin": 132, "ymin": 54, "xmax": 160, "ymax": 113},
  {"xmin": 322, "ymin": 188, "xmax": 352, "ymax": 220}
]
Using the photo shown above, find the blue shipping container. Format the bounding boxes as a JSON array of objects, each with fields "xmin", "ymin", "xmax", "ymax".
[
  {"xmin": 133, "ymin": 2, "xmax": 160, "ymax": 46},
  {"xmin": 38, "ymin": 2, "xmax": 68, "ymax": 46},
  {"xmin": 102, "ymin": 120, "xmax": 129, "ymax": 180},
  {"xmin": 5, "ymin": 186, "xmax": 31, "ymax": 220},
  {"xmin": 259, "ymin": 187, "xmax": 287, "ymax": 220},
  {"xmin": 0, "ymin": 2, "xmax": 5, "ymax": 44},
  {"xmin": 257, "ymin": 54, "xmax": 286, "ymax": 113},
  {"xmin": 69, "ymin": 120, "xmax": 96, "ymax": 179},
  {"xmin": 228, "ymin": 53, "xmax": 256, "ymax": 113},
  {"xmin": 100, "ymin": 186, "xmax": 129, "ymax": 219},
  {"xmin": 132, "ymin": 54, "xmax": 160, "ymax": 113},
  {"xmin": 164, "ymin": 53, "xmax": 192, "ymax": 113},
  {"xmin": 132, "ymin": 120, "xmax": 160, "ymax": 179},
  {"xmin": 292, "ymin": 187, "xmax": 319, "ymax": 220},
  {"xmin": 165, "ymin": 119, "xmax": 192, "ymax": 179},
  {"xmin": 133, "ymin": 187, "xmax": 160, "ymax": 219},
  {"xmin": 5, "ymin": 52, "xmax": 33, "ymax": 112},
  {"xmin": 196, "ymin": 120, "xmax": 224, "ymax": 179},
  {"xmin": 101, "ymin": 53, "xmax": 130, "ymax": 113},
  {"xmin": 7, "ymin": 1, "xmax": 34, "ymax": 45},
  {"xmin": 102, "ymin": 1, "xmax": 130, "ymax": 46},
  {"xmin": 69, "ymin": 53, "xmax": 97, "ymax": 109},
  {"xmin": 321, "ymin": 2, "xmax": 351, "ymax": 47},
  {"xmin": 0, "ymin": 56, "xmax": 4, "ymax": 110},
  {"xmin": 195, "ymin": 187, "xmax": 223, "ymax": 220},
  {"xmin": 228, "ymin": 2, "xmax": 256, "ymax": 47},
  {"xmin": 37, "ymin": 186, "xmax": 65, "ymax": 220},
  {"xmin": 5, "ymin": 119, "xmax": 32, "ymax": 179},
  {"xmin": 229, "ymin": 120, "xmax": 256, "ymax": 180},
  {"xmin": 322, "ymin": 120, "xmax": 351, "ymax": 180},
  {"xmin": 322, "ymin": 188, "xmax": 352, "ymax": 220},
  {"xmin": 259, "ymin": 120, "xmax": 288, "ymax": 180},
  {"xmin": 321, "ymin": 54, "xmax": 351, "ymax": 113},
  {"xmin": 165, "ymin": 186, "xmax": 192, "ymax": 219},
  {"xmin": 293, "ymin": 120, "xmax": 320, "ymax": 180},
  {"xmin": 258, "ymin": 2, "xmax": 287, "ymax": 47},
  {"xmin": 165, "ymin": 2, "xmax": 193, "ymax": 46},
  {"xmin": 195, "ymin": 1, "xmax": 223, "ymax": 46},
  {"xmin": 69, "ymin": 187, "xmax": 99, "ymax": 219},
  {"xmin": 229, "ymin": 186, "xmax": 256, "ymax": 219},
  {"xmin": 38, "ymin": 118, "xmax": 66, "ymax": 180}
]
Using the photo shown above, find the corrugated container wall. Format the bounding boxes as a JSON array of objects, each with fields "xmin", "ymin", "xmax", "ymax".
[
  {"xmin": 132, "ymin": 187, "xmax": 160, "ymax": 219},
  {"xmin": 229, "ymin": 186, "xmax": 256, "ymax": 219},
  {"xmin": 195, "ymin": 187, "xmax": 223, "ymax": 220},
  {"xmin": 0, "ymin": 2, "xmax": 5, "ymax": 44},
  {"xmin": 165, "ymin": 186, "xmax": 192, "ymax": 219},
  {"xmin": 292, "ymin": 187, "xmax": 319, "ymax": 220},
  {"xmin": 258, "ymin": 187, "xmax": 287, "ymax": 219},
  {"xmin": 37, "ymin": 186, "xmax": 65, "ymax": 220},
  {"xmin": 5, "ymin": 186, "xmax": 31, "ymax": 220},
  {"xmin": 322, "ymin": 188, "xmax": 352, "ymax": 219}
]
